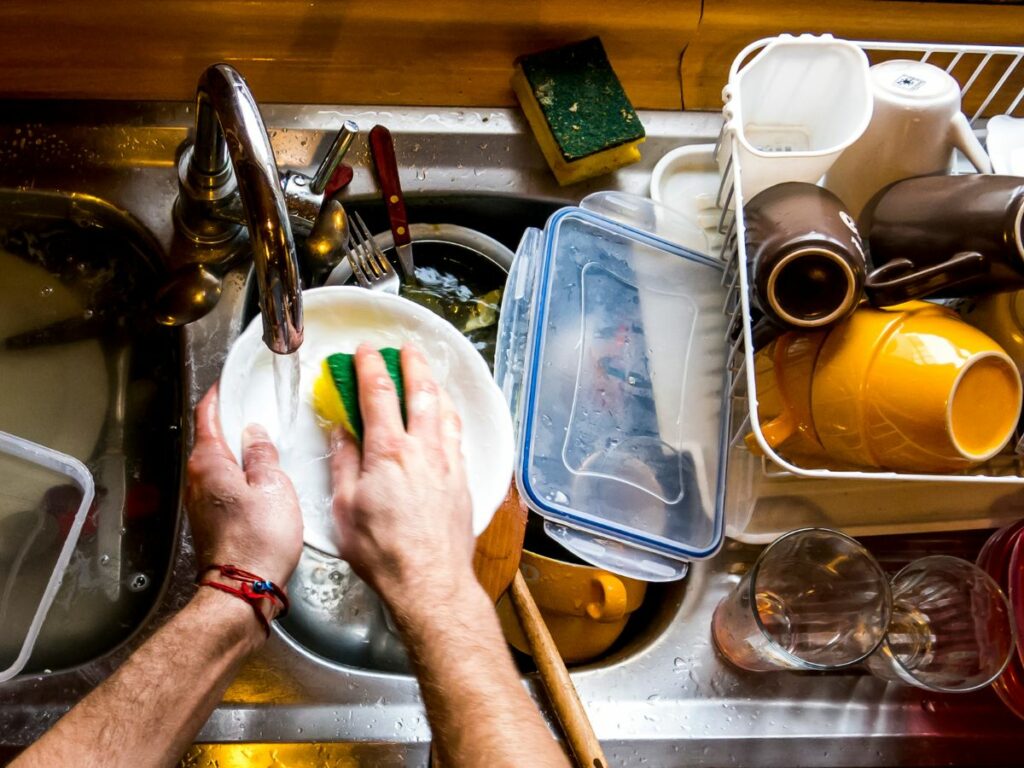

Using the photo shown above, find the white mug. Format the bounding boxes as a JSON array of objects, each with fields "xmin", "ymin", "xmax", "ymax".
[
  {"xmin": 719, "ymin": 34, "xmax": 874, "ymax": 203},
  {"xmin": 823, "ymin": 59, "xmax": 993, "ymax": 221}
]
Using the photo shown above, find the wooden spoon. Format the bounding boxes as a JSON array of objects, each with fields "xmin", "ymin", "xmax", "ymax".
[{"xmin": 477, "ymin": 485, "xmax": 608, "ymax": 768}]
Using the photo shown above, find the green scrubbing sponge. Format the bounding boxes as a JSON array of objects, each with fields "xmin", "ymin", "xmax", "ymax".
[
  {"xmin": 312, "ymin": 348, "xmax": 405, "ymax": 441},
  {"xmin": 512, "ymin": 36, "xmax": 646, "ymax": 186}
]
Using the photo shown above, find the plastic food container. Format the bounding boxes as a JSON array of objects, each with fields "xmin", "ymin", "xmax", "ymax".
[
  {"xmin": 0, "ymin": 431, "xmax": 94, "ymax": 682},
  {"xmin": 497, "ymin": 193, "xmax": 729, "ymax": 582}
]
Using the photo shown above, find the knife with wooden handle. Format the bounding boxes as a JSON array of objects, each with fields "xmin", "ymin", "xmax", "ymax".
[{"xmin": 369, "ymin": 124, "xmax": 415, "ymax": 281}]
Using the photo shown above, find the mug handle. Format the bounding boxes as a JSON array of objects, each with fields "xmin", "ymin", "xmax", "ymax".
[
  {"xmin": 949, "ymin": 111, "xmax": 994, "ymax": 174},
  {"xmin": 586, "ymin": 573, "xmax": 628, "ymax": 622},
  {"xmin": 745, "ymin": 409, "xmax": 797, "ymax": 456},
  {"xmin": 865, "ymin": 251, "xmax": 988, "ymax": 307}
]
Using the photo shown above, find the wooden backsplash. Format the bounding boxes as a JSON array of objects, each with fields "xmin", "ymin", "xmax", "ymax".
[
  {"xmin": 0, "ymin": 0, "xmax": 701, "ymax": 108},
  {"xmin": 0, "ymin": 0, "xmax": 1022, "ymax": 110}
]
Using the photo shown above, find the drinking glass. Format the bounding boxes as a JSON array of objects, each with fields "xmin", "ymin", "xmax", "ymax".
[
  {"xmin": 864, "ymin": 556, "xmax": 1015, "ymax": 692},
  {"xmin": 712, "ymin": 528, "xmax": 892, "ymax": 671}
]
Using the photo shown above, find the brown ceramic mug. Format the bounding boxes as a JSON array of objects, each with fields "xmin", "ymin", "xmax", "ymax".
[
  {"xmin": 864, "ymin": 174, "xmax": 1024, "ymax": 306},
  {"xmin": 744, "ymin": 182, "xmax": 867, "ymax": 339}
]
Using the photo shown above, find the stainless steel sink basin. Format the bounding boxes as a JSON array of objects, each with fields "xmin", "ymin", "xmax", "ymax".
[
  {"xmin": 237, "ymin": 191, "xmax": 685, "ymax": 676},
  {"xmin": 0, "ymin": 100, "xmax": 1022, "ymax": 766},
  {"xmin": 0, "ymin": 190, "xmax": 181, "ymax": 673}
]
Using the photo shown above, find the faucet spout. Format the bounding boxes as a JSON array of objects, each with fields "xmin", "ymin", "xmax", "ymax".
[{"xmin": 180, "ymin": 63, "xmax": 303, "ymax": 355}]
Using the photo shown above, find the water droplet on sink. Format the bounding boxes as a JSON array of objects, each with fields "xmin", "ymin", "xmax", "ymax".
[{"xmin": 128, "ymin": 573, "xmax": 150, "ymax": 592}]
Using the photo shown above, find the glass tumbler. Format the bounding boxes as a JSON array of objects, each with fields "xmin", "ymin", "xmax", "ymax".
[
  {"xmin": 712, "ymin": 528, "xmax": 892, "ymax": 671},
  {"xmin": 864, "ymin": 555, "xmax": 1015, "ymax": 692}
]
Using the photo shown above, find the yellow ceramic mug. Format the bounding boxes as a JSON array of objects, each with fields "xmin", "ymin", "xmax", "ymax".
[
  {"xmin": 959, "ymin": 290, "xmax": 1024, "ymax": 379},
  {"xmin": 812, "ymin": 301, "xmax": 1021, "ymax": 472},
  {"xmin": 496, "ymin": 550, "xmax": 647, "ymax": 664}
]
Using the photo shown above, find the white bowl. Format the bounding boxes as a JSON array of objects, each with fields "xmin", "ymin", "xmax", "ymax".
[
  {"xmin": 987, "ymin": 115, "xmax": 1024, "ymax": 176},
  {"xmin": 219, "ymin": 286, "xmax": 514, "ymax": 557}
]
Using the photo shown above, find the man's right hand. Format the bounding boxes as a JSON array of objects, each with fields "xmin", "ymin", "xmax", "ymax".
[{"xmin": 330, "ymin": 343, "xmax": 477, "ymax": 615}]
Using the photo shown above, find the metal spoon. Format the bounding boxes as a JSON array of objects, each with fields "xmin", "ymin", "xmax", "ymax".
[{"xmin": 152, "ymin": 263, "xmax": 223, "ymax": 326}]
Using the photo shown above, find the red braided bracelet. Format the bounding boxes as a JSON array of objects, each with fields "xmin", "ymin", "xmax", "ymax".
[{"xmin": 197, "ymin": 564, "xmax": 290, "ymax": 637}]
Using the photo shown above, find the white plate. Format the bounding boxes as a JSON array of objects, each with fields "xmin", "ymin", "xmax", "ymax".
[{"xmin": 219, "ymin": 286, "xmax": 514, "ymax": 557}]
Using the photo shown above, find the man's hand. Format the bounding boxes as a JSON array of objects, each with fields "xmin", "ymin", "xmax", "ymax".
[
  {"xmin": 186, "ymin": 385, "xmax": 303, "ymax": 588},
  {"xmin": 329, "ymin": 345, "xmax": 572, "ymax": 768},
  {"xmin": 15, "ymin": 386, "xmax": 308, "ymax": 768},
  {"xmin": 330, "ymin": 344, "xmax": 475, "ymax": 613}
]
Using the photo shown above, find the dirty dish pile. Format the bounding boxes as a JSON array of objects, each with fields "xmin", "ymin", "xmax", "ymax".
[
  {"xmin": 717, "ymin": 34, "xmax": 1024, "ymax": 478},
  {"xmin": 326, "ymin": 223, "xmax": 512, "ymax": 369}
]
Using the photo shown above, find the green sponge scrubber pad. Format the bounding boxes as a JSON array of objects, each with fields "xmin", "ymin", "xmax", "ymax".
[
  {"xmin": 312, "ymin": 347, "xmax": 405, "ymax": 441},
  {"xmin": 512, "ymin": 36, "xmax": 646, "ymax": 186}
]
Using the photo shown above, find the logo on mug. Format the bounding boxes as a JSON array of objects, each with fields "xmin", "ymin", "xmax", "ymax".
[{"xmin": 893, "ymin": 74, "xmax": 926, "ymax": 91}]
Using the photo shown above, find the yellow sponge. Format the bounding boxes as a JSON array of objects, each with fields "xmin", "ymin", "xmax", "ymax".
[
  {"xmin": 512, "ymin": 37, "xmax": 645, "ymax": 186},
  {"xmin": 312, "ymin": 348, "xmax": 404, "ymax": 441}
]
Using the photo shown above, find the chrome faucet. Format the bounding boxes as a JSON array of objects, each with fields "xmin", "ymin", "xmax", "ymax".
[{"xmin": 173, "ymin": 63, "xmax": 356, "ymax": 354}]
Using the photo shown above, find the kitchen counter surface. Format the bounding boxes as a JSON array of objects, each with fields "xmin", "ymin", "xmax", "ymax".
[{"xmin": 0, "ymin": 100, "xmax": 1022, "ymax": 766}]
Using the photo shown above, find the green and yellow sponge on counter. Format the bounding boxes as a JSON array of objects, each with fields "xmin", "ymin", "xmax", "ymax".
[
  {"xmin": 312, "ymin": 348, "xmax": 405, "ymax": 441},
  {"xmin": 512, "ymin": 37, "xmax": 646, "ymax": 186}
]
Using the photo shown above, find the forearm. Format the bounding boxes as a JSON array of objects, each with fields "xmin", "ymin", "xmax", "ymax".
[
  {"xmin": 391, "ymin": 577, "xmax": 571, "ymax": 768},
  {"xmin": 13, "ymin": 588, "xmax": 262, "ymax": 768}
]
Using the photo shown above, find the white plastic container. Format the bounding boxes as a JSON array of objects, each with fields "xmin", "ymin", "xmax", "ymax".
[
  {"xmin": 0, "ymin": 431, "xmax": 94, "ymax": 682},
  {"xmin": 719, "ymin": 34, "xmax": 873, "ymax": 202}
]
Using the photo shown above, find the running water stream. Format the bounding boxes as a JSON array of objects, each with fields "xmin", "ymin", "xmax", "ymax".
[{"xmin": 273, "ymin": 349, "xmax": 302, "ymax": 450}]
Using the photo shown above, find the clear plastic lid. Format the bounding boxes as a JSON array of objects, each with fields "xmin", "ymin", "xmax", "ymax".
[
  {"xmin": 505, "ymin": 200, "xmax": 729, "ymax": 580},
  {"xmin": 0, "ymin": 431, "xmax": 94, "ymax": 681}
]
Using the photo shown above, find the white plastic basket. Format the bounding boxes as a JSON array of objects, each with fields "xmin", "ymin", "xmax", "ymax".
[{"xmin": 717, "ymin": 37, "xmax": 1024, "ymax": 491}]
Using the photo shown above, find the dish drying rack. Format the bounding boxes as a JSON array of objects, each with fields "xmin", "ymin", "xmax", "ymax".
[{"xmin": 716, "ymin": 38, "xmax": 1024, "ymax": 492}]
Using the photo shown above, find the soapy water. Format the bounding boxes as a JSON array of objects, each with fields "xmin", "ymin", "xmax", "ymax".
[
  {"xmin": 401, "ymin": 263, "xmax": 503, "ymax": 370},
  {"xmin": 0, "ymin": 218, "xmax": 180, "ymax": 672},
  {"xmin": 389, "ymin": 241, "xmax": 507, "ymax": 371}
]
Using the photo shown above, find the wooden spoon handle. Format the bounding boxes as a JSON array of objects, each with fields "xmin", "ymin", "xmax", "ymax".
[{"xmin": 509, "ymin": 570, "xmax": 609, "ymax": 768}]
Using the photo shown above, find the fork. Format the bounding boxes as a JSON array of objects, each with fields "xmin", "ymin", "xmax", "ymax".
[{"xmin": 345, "ymin": 211, "xmax": 400, "ymax": 295}]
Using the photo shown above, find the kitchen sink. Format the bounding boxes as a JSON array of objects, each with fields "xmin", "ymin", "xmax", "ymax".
[
  {"xmin": 0, "ymin": 100, "xmax": 1022, "ymax": 767},
  {"xmin": 0, "ymin": 190, "xmax": 182, "ymax": 673},
  {"xmin": 236, "ymin": 191, "xmax": 685, "ymax": 676}
]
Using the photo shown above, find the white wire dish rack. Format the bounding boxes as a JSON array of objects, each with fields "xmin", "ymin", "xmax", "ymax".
[{"xmin": 716, "ymin": 38, "xmax": 1024, "ymax": 543}]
